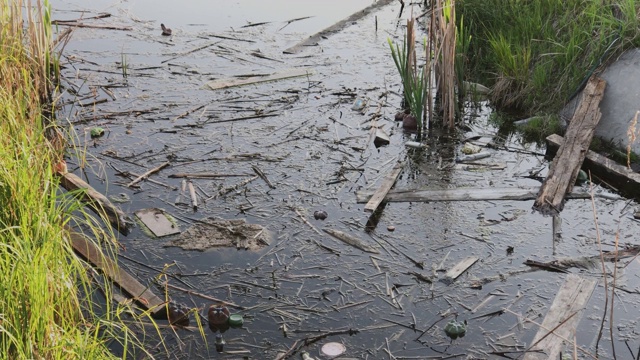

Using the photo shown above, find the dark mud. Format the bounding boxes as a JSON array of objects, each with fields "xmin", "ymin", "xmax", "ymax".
[{"xmin": 53, "ymin": 1, "xmax": 640, "ymax": 359}]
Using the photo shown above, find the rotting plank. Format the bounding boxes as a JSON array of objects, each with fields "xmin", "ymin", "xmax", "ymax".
[
  {"xmin": 442, "ymin": 256, "xmax": 478, "ymax": 284},
  {"xmin": 204, "ymin": 68, "xmax": 313, "ymax": 90},
  {"xmin": 546, "ymin": 133, "xmax": 640, "ymax": 198},
  {"xmin": 355, "ymin": 186, "xmax": 614, "ymax": 203},
  {"xmin": 364, "ymin": 161, "xmax": 404, "ymax": 212},
  {"xmin": 523, "ymin": 274, "xmax": 596, "ymax": 360},
  {"xmin": 67, "ymin": 229, "xmax": 165, "ymax": 315},
  {"xmin": 533, "ymin": 77, "xmax": 606, "ymax": 215},
  {"xmin": 283, "ymin": 0, "xmax": 395, "ymax": 54},
  {"xmin": 58, "ymin": 172, "xmax": 133, "ymax": 235}
]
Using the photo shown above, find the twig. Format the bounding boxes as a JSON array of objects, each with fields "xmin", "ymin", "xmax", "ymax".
[
  {"xmin": 252, "ymin": 165, "xmax": 275, "ymax": 189},
  {"xmin": 188, "ymin": 180, "xmax": 197, "ymax": 211},
  {"xmin": 204, "ymin": 176, "xmax": 258, "ymax": 201},
  {"xmin": 275, "ymin": 328, "xmax": 360, "ymax": 360},
  {"xmin": 590, "ymin": 174, "xmax": 609, "ymax": 356},
  {"xmin": 163, "ymin": 282, "xmax": 245, "ymax": 310},
  {"xmin": 126, "ymin": 161, "xmax": 170, "ymax": 187}
]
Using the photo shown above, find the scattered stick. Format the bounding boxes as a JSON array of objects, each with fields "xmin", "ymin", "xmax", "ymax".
[
  {"xmin": 252, "ymin": 165, "xmax": 276, "ymax": 189},
  {"xmin": 188, "ymin": 180, "xmax": 198, "ymax": 211},
  {"xmin": 205, "ymin": 176, "xmax": 258, "ymax": 201},
  {"xmin": 126, "ymin": 161, "xmax": 170, "ymax": 188},
  {"xmin": 163, "ymin": 282, "xmax": 245, "ymax": 310},
  {"xmin": 52, "ymin": 22, "xmax": 132, "ymax": 31},
  {"xmin": 168, "ymin": 172, "xmax": 251, "ymax": 179},
  {"xmin": 323, "ymin": 228, "xmax": 380, "ymax": 254},
  {"xmin": 205, "ymin": 68, "xmax": 313, "ymax": 90}
]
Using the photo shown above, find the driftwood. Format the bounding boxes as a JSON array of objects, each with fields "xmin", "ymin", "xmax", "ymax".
[
  {"xmin": 58, "ymin": 172, "xmax": 133, "ymax": 235},
  {"xmin": 168, "ymin": 172, "xmax": 250, "ymax": 179},
  {"xmin": 188, "ymin": 180, "xmax": 198, "ymax": 210},
  {"xmin": 365, "ymin": 161, "xmax": 404, "ymax": 213},
  {"xmin": 204, "ymin": 68, "xmax": 313, "ymax": 90},
  {"xmin": 523, "ymin": 274, "xmax": 596, "ymax": 360},
  {"xmin": 355, "ymin": 186, "xmax": 613, "ymax": 203},
  {"xmin": 533, "ymin": 77, "xmax": 606, "ymax": 215},
  {"xmin": 126, "ymin": 161, "xmax": 170, "ymax": 188},
  {"xmin": 323, "ymin": 228, "xmax": 380, "ymax": 254},
  {"xmin": 68, "ymin": 228, "xmax": 165, "ymax": 315},
  {"xmin": 283, "ymin": 0, "xmax": 395, "ymax": 54},
  {"xmin": 546, "ymin": 133, "xmax": 640, "ymax": 197}
]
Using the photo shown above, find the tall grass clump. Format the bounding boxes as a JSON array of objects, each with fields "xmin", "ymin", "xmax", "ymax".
[
  {"xmin": 0, "ymin": 1, "xmax": 150, "ymax": 358},
  {"xmin": 458, "ymin": 0, "xmax": 640, "ymax": 114}
]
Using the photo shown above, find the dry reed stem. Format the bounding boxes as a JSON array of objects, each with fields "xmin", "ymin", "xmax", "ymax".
[{"xmin": 626, "ymin": 110, "xmax": 639, "ymax": 168}]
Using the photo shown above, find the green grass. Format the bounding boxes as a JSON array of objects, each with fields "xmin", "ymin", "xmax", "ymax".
[
  {"xmin": 458, "ymin": 0, "xmax": 640, "ymax": 114},
  {"xmin": 0, "ymin": 1, "xmax": 157, "ymax": 358}
]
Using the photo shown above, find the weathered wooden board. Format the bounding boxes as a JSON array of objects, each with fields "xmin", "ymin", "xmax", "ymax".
[
  {"xmin": 523, "ymin": 274, "xmax": 596, "ymax": 360},
  {"xmin": 355, "ymin": 186, "xmax": 610, "ymax": 203},
  {"xmin": 68, "ymin": 229, "xmax": 165, "ymax": 315},
  {"xmin": 134, "ymin": 208, "xmax": 180, "ymax": 238},
  {"xmin": 364, "ymin": 161, "xmax": 404, "ymax": 212},
  {"xmin": 59, "ymin": 172, "xmax": 133, "ymax": 235},
  {"xmin": 205, "ymin": 68, "xmax": 313, "ymax": 90},
  {"xmin": 283, "ymin": 0, "xmax": 395, "ymax": 54},
  {"xmin": 442, "ymin": 256, "xmax": 478, "ymax": 284},
  {"xmin": 533, "ymin": 77, "xmax": 606, "ymax": 215},
  {"xmin": 546, "ymin": 133, "xmax": 640, "ymax": 197}
]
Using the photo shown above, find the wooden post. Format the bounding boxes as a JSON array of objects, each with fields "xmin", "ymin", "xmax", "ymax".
[{"xmin": 533, "ymin": 77, "xmax": 606, "ymax": 215}]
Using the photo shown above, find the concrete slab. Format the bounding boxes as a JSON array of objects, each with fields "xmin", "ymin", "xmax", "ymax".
[{"xmin": 560, "ymin": 48, "xmax": 640, "ymax": 153}]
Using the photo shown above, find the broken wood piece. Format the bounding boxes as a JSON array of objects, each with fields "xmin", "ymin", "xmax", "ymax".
[
  {"xmin": 58, "ymin": 172, "xmax": 133, "ymax": 235},
  {"xmin": 533, "ymin": 77, "xmax": 606, "ymax": 215},
  {"xmin": 134, "ymin": 208, "xmax": 180, "ymax": 238},
  {"xmin": 126, "ymin": 161, "xmax": 170, "ymax": 188},
  {"xmin": 188, "ymin": 180, "xmax": 198, "ymax": 210},
  {"xmin": 252, "ymin": 165, "xmax": 276, "ymax": 189},
  {"xmin": 283, "ymin": 0, "xmax": 395, "ymax": 54},
  {"xmin": 546, "ymin": 133, "xmax": 640, "ymax": 198},
  {"xmin": 355, "ymin": 186, "xmax": 612, "ymax": 203},
  {"xmin": 442, "ymin": 256, "xmax": 478, "ymax": 285},
  {"xmin": 204, "ymin": 68, "xmax": 313, "ymax": 90},
  {"xmin": 364, "ymin": 160, "xmax": 404, "ymax": 212},
  {"xmin": 67, "ymin": 228, "xmax": 165, "ymax": 315},
  {"xmin": 522, "ymin": 274, "xmax": 596, "ymax": 360},
  {"xmin": 322, "ymin": 228, "xmax": 380, "ymax": 254},
  {"xmin": 168, "ymin": 172, "xmax": 250, "ymax": 179}
]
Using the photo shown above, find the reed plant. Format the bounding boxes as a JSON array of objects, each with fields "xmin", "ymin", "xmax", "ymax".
[
  {"xmin": 0, "ymin": 1, "xmax": 159, "ymax": 358},
  {"xmin": 388, "ymin": 18, "xmax": 428, "ymax": 131}
]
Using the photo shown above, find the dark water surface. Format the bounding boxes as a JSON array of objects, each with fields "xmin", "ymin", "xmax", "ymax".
[{"xmin": 52, "ymin": 1, "xmax": 640, "ymax": 359}]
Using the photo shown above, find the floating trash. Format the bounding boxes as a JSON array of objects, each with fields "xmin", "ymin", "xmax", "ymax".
[
  {"xmin": 320, "ymin": 342, "xmax": 346, "ymax": 358},
  {"xmin": 444, "ymin": 320, "xmax": 467, "ymax": 339}
]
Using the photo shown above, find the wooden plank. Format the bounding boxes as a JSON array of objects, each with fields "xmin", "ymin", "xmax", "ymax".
[
  {"xmin": 134, "ymin": 208, "xmax": 180, "ymax": 238},
  {"xmin": 283, "ymin": 0, "xmax": 395, "ymax": 54},
  {"xmin": 546, "ymin": 133, "xmax": 640, "ymax": 197},
  {"xmin": 204, "ymin": 68, "xmax": 313, "ymax": 90},
  {"xmin": 533, "ymin": 77, "xmax": 606, "ymax": 215},
  {"xmin": 523, "ymin": 274, "xmax": 596, "ymax": 360},
  {"xmin": 364, "ymin": 161, "xmax": 404, "ymax": 212},
  {"xmin": 355, "ymin": 186, "xmax": 614, "ymax": 203},
  {"xmin": 67, "ymin": 229, "xmax": 165, "ymax": 315},
  {"xmin": 442, "ymin": 256, "xmax": 478, "ymax": 284},
  {"xmin": 58, "ymin": 172, "xmax": 133, "ymax": 235}
]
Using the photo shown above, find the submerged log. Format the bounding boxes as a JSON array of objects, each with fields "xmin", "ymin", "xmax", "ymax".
[{"xmin": 533, "ymin": 77, "xmax": 606, "ymax": 215}]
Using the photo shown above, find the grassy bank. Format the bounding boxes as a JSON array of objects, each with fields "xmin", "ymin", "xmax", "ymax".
[
  {"xmin": 0, "ymin": 1, "xmax": 127, "ymax": 358},
  {"xmin": 458, "ymin": 0, "xmax": 640, "ymax": 117}
]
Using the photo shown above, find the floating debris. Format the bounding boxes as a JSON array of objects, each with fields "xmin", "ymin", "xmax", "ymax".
[
  {"xmin": 314, "ymin": 210, "xmax": 328, "ymax": 220},
  {"xmin": 160, "ymin": 23, "xmax": 172, "ymax": 36},
  {"xmin": 166, "ymin": 218, "xmax": 269, "ymax": 251},
  {"xmin": 444, "ymin": 320, "xmax": 467, "ymax": 339}
]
